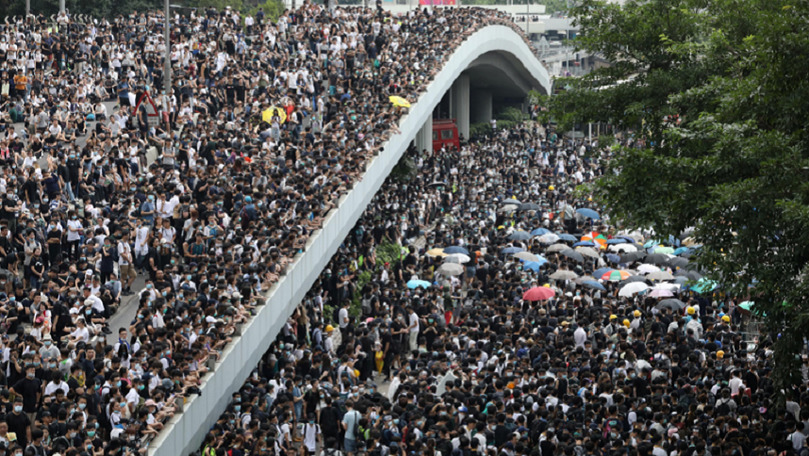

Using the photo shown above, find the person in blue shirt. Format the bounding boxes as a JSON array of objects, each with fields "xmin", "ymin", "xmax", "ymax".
[{"xmin": 140, "ymin": 195, "xmax": 156, "ymax": 227}]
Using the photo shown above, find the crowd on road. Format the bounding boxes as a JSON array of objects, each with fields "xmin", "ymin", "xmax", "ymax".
[
  {"xmin": 199, "ymin": 123, "xmax": 797, "ymax": 456},
  {"xmin": 0, "ymin": 3, "xmax": 543, "ymax": 456}
]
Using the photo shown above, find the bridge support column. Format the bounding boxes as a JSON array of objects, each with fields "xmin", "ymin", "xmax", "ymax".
[
  {"xmin": 415, "ymin": 113, "xmax": 433, "ymax": 153},
  {"xmin": 471, "ymin": 90, "xmax": 493, "ymax": 125},
  {"xmin": 450, "ymin": 74, "xmax": 470, "ymax": 140}
]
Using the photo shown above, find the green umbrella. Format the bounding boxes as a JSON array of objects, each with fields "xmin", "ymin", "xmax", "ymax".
[{"xmin": 690, "ymin": 278, "xmax": 718, "ymax": 294}]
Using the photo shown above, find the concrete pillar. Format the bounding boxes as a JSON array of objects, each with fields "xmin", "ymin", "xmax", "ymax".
[
  {"xmin": 450, "ymin": 74, "xmax": 470, "ymax": 139},
  {"xmin": 471, "ymin": 90, "xmax": 493, "ymax": 125},
  {"xmin": 414, "ymin": 112, "xmax": 433, "ymax": 153}
]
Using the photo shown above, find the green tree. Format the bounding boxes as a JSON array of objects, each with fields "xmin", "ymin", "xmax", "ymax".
[{"xmin": 550, "ymin": 0, "xmax": 809, "ymax": 391}]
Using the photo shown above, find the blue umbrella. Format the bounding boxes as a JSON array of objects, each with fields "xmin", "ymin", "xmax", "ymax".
[
  {"xmin": 581, "ymin": 280, "xmax": 607, "ymax": 291},
  {"xmin": 605, "ymin": 253, "xmax": 622, "ymax": 263},
  {"xmin": 573, "ymin": 241, "xmax": 596, "ymax": 248},
  {"xmin": 558, "ymin": 234, "xmax": 578, "ymax": 242},
  {"xmin": 643, "ymin": 240, "xmax": 660, "ymax": 249},
  {"xmin": 522, "ymin": 261, "xmax": 547, "ymax": 272},
  {"xmin": 617, "ymin": 235, "xmax": 637, "ymax": 243},
  {"xmin": 443, "ymin": 246, "xmax": 469, "ymax": 255},
  {"xmin": 674, "ymin": 247, "xmax": 691, "ymax": 256},
  {"xmin": 690, "ymin": 278, "xmax": 718, "ymax": 294},
  {"xmin": 501, "ymin": 246, "xmax": 526, "ymax": 254},
  {"xmin": 606, "ymin": 238, "xmax": 626, "ymax": 245},
  {"xmin": 522, "ymin": 255, "xmax": 548, "ymax": 264},
  {"xmin": 509, "ymin": 231, "xmax": 532, "ymax": 241},
  {"xmin": 407, "ymin": 279, "xmax": 432, "ymax": 289},
  {"xmin": 531, "ymin": 228, "xmax": 553, "ymax": 236},
  {"xmin": 576, "ymin": 208, "xmax": 600, "ymax": 220},
  {"xmin": 593, "ymin": 267, "xmax": 613, "ymax": 278}
]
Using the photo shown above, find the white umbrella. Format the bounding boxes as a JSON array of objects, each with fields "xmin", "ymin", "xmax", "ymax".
[
  {"xmin": 636, "ymin": 264, "xmax": 660, "ymax": 274},
  {"xmin": 546, "ymin": 243, "xmax": 569, "ymax": 253},
  {"xmin": 617, "ymin": 231, "xmax": 644, "ymax": 242},
  {"xmin": 609, "ymin": 243, "xmax": 638, "ymax": 253},
  {"xmin": 549, "ymin": 270, "xmax": 579, "ymax": 280},
  {"xmin": 538, "ymin": 233, "xmax": 561, "ymax": 244},
  {"xmin": 619, "ymin": 282, "xmax": 650, "ymax": 297},
  {"xmin": 652, "ymin": 282, "xmax": 681, "ymax": 291},
  {"xmin": 575, "ymin": 246, "xmax": 601, "ymax": 259},
  {"xmin": 437, "ymin": 263, "xmax": 465, "ymax": 276},
  {"xmin": 647, "ymin": 270, "xmax": 675, "ymax": 281},
  {"xmin": 513, "ymin": 251, "xmax": 542, "ymax": 262},
  {"xmin": 444, "ymin": 254, "xmax": 471, "ymax": 264},
  {"xmin": 649, "ymin": 289, "xmax": 674, "ymax": 298}
]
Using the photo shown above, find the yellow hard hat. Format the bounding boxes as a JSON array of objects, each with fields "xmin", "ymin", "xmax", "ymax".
[
  {"xmin": 353, "ymin": 369, "xmax": 360, "ymax": 378},
  {"xmin": 622, "ymin": 319, "xmax": 631, "ymax": 328},
  {"xmin": 325, "ymin": 325, "xmax": 334, "ymax": 332},
  {"xmin": 721, "ymin": 315, "xmax": 730, "ymax": 323},
  {"xmin": 548, "ymin": 185, "xmax": 555, "ymax": 191},
  {"xmin": 609, "ymin": 314, "xmax": 617, "ymax": 320},
  {"xmin": 686, "ymin": 306, "xmax": 695, "ymax": 315},
  {"xmin": 507, "ymin": 382, "xmax": 515, "ymax": 390},
  {"xmin": 716, "ymin": 350, "xmax": 724, "ymax": 359},
  {"xmin": 633, "ymin": 310, "xmax": 641, "ymax": 317}
]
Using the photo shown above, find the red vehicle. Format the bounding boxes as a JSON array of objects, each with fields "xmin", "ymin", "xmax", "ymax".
[{"xmin": 432, "ymin": 119, "xmax": 460, "ymax": 152}]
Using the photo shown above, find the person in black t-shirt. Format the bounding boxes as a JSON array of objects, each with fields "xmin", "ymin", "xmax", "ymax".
[{"xmin": 5, "ymin": 398, "xmax": 31, "ymax": 446}]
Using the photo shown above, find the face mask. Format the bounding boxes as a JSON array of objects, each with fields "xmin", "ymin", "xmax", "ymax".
[
  {"xmin": 79, "ymin": 403, "xmax": 86, "ymax": 409},
  {"xmin": 116, "ymin": 381, "xmax": 121, "ymax": 387},
  {"xmin": 44, "ymin": 340, "xmax": 51, "ymax": 346},
  {"xmin": 235, "ymin": 405, "xmax": 241, "ymax": 412},
  {"xmin": 87, "ymin": 430, "xmax": 95, "ymax": 437},
  {"xmin": 14, "ymin": 405, "xmax": 22, "ymax": 413}
]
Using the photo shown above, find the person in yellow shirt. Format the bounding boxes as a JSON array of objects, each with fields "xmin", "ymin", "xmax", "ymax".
[{"xmin": 13, "ymin": 73, "xmax": 27, "ymax": 99}]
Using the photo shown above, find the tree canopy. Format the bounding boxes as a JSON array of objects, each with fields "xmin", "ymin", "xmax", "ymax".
[{"xmin": 547, "ymin": 0, "xmax": 809, "ymax": 390}]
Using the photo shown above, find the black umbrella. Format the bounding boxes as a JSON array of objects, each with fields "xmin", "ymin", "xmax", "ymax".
[
  {"xmin": 656, "ymin": 298, "xmax": 686, "ymax": 311},
  {"xmin": 667, "ymin": 257, "xmax": 689, "ymax": 268},
  {"xmin": 621, "ymin": 251, "xmax": 647, "ymax": 263},
  {"xmin": 645, "ymin": 253, "xmax": 669, "ymax": 265},
  {"xmin": 518, "ymin": 203, "xmax": 541, "ymax": 212},
  {"xmin": 675, "ymin": 269, "xmax": 702, "ymax": 281},
  {"xmin": 620, "ymin": 275, "xmax": 650, "ymax": 285},
  {"xmin": 560, "ymin": 249, "xmax": 585, "ymax": 263}
]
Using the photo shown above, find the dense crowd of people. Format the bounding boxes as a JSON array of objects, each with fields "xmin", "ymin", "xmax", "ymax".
[
  {"xmin": 198, "ymin": 123, "xmax": 795, "ymax": 456},
  {"xmin": 0, "ymin": 3, "xmax": 545, "ymax": 456}
]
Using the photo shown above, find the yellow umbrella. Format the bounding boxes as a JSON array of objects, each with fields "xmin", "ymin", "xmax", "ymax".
[
  {"xmin": 389, "ymin": 96, "xmax": 411, "ymax": 108},
  {"xmin": 426, "ymin": 248, "xmax": 448, "ymax": 258},
  {"xmin": 262, "ymin": 106, "xmax": 287, "ymax": 123}
]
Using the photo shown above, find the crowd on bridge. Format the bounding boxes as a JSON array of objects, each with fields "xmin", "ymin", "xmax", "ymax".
[
  {"xmin": 198, "ymin": 121, "xmax": 797, "ymax": 456},
  {"xmin": 0, "ymin": 3, "xmax": 545, "ymax": 456}
]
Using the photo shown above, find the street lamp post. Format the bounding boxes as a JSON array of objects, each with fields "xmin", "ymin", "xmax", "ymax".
[{"xmin": 164, "ymin": 0, "xmax": 171, "ymax": 98}]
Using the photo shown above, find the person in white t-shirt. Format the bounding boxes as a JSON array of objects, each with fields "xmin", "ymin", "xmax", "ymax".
[
  {"xmin": 302, "ymin": 414, "xmax": 321, "ymax": 455},
  {"xmin": 407, "ymin": 307, "xmax": 420, "ymax": 353}
]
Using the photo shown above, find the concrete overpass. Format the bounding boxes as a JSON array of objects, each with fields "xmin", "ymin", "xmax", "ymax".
[{"xmin": 146, "ymin": 24, "xmax": 549, "ymax": 456}]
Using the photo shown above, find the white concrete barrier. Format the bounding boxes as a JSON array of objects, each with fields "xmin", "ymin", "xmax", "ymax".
[{"xmin": 147, "ymin": 25, "xmax": 548, "ymax": 456}]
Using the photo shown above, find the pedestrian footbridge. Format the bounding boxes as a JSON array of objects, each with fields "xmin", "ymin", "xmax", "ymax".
[{"xmin": 148, "ymin": 24, "xmax": 550, "ymax": 456}]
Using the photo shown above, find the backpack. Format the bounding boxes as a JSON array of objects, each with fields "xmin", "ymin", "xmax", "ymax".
[{"xmin": 716, "ymin": 399, "xmax": 731, "ymax": 416}]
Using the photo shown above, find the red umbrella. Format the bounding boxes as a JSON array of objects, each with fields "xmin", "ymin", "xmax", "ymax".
[{"xmin": 522, "ymin": 287, "xmax": 556, "ymax": 301}]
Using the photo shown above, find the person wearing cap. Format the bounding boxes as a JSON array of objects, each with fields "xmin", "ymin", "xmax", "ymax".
[
  {"xmin": 38, "ymin": 334, "xmax": 59, "ymax": 361},
  {"xmin": 604, "ymin": 314, "xmax": 619, "ymax": 337}
]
